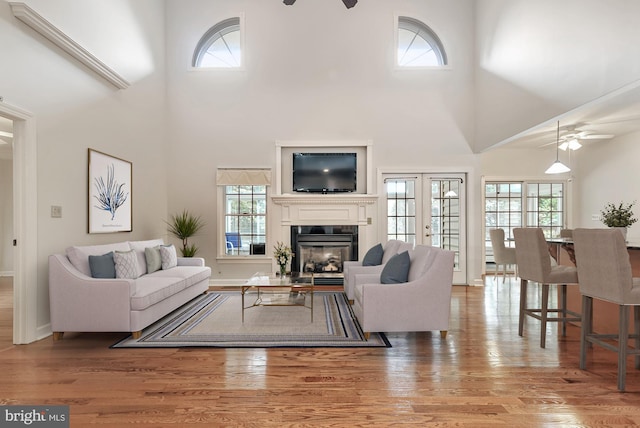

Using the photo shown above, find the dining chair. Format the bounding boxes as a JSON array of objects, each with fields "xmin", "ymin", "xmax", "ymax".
[
  {"xmin": 572, "ymin": 228, "xmax": 640, "ymax": 391},
  {"xmin": 560, "ymin": 229, "xmax": 573, "ymax": 239},
  {"xmin": 489, "ymin": 228, "xmax": 517, "ymax": 283},
  {"xmin": 513, "ymin": 227, "xmax": 581, "ymax": 348}
]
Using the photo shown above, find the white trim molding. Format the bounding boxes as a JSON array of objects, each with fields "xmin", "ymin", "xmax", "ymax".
[{"xmin": 9, "ymin": 2, "xmax": 130, "ymax": 90}]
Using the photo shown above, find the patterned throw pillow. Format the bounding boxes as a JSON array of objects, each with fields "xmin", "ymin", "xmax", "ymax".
[
  {"xmin": 145, "ymin": 246, "xmax": 162, "ymax": 274},
  {"xmin": 160, "ymin": 244, "xmax": 178, "ymax": 270},
  {"xmin": 113, "ymin": 250, "xmax": 140, "ymax": 279}
]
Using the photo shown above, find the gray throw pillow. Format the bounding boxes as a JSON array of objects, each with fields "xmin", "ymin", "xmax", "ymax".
[
  {"xmin": 380, "ymin": 251, "xmax": 410, "ymax": 284},
  {"xmin": 88, "ymin": 252, "xmax": 116, "ymax": 278},
  {"xmin": 362, "ymin": 243, "xmax": 384, "ymax": 266},
  {"xmin": 145, "ymin": 246, "xmax": 162, "ymax": 274}
]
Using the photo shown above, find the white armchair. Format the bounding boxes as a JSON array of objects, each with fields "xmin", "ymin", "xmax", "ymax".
[
  {"xmin": 352, "ymin": 245, "xmax": 455, "ymax": 339},
  {"xmin": 343, "ymin": 240, "xmax": 413, "ymax": 302}
]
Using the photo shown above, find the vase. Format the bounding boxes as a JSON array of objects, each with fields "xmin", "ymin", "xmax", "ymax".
[
  {"xmin": 613, "ymin": 227, "xmax": 628, "ymax": 241},
  {"xmin": 278, "ymin": 264, "xmax": 287, "ymax": 277}
]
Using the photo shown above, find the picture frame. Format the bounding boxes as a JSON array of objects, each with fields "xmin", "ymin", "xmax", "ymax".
[{"xmin": 88, "ymin": 149, "xmax": 132, "ymax": 233}]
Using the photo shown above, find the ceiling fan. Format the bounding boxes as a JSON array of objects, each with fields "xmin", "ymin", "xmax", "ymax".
[{"xmin": 539, "ymin": 125, "xmax": 614, "ymax": 150}]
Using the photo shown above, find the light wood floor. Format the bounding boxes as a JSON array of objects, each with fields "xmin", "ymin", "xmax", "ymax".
[{"xmin": 1, "ymin": 276, "xmax": 640, "ymax": 427}]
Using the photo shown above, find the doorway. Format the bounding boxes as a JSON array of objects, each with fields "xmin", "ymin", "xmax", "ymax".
[
  {"xmin": 0, "ymin": 117, "xmax": 13, "ymax": 347},
  {"xmin": 383, "ymin": 173, "xmax": 467, "ymax": 284}
]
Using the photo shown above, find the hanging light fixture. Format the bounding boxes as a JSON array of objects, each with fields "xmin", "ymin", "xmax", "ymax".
[{"xmin": 545, "ymin": 121, "xmax": 571, "ymax": 174}]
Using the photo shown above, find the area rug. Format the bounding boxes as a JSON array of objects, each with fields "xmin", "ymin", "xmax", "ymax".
[{"xmin": 112, "ymin": 291, "xmax": 390, "ymax": 348}]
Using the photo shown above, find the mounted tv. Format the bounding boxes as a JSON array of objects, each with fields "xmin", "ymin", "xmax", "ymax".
[{"xmin": 293, "ymin": 152, "xmax": 357, "ymax": 193}]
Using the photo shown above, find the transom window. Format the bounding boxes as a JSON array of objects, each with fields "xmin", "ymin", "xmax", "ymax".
[
  {"xmin": 192, "ymin": 17, "xmax": 242, "ymax": 68},
  {"xmin": 397, "ymin": 16, "xmax": 447, "ymax": 67}
]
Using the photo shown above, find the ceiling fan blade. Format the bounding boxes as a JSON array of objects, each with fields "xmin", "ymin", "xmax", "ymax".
[
  {"xmin": 579, "ymin": 134, "xmax": 614, "ymax": 140},
  {"xmin": 538, "ymin": 140, "xmax": 557, "ymax": 148}
]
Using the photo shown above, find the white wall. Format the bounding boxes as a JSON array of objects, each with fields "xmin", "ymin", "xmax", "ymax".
[
  {"xmin": 475, "ymin": 0, "xmax": 640, "ymax": 151},
  {"xmin": 572, "ymin": 131, "xmax": 640, "ymax": 240},
  {"xmin": 165, "ymin": 0, "xmax": 482, "ymax": 280},
  {"xmin": 0, "ymin": 0, "xmax": 167, "ymax": 333}
]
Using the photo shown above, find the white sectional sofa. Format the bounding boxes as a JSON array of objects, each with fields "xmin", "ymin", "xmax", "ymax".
[{"xmin": 48, "ymin": 239, "xmax": 211, "ymax": 340}]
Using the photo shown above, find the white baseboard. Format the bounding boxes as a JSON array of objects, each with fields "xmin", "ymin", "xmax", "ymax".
[{"xmin": 0, "ymin": 271, "xmax": 14, "ymax": 277}]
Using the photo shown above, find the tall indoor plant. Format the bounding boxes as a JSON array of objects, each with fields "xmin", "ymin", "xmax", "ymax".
[{"xmin": 166, "ymin": 210, "xmax": 205, "ymax": 257}]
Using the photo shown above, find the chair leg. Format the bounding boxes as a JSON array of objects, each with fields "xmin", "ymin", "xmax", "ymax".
[
  {"xmin": 519, "ymin": 279, "xmax": 527, "ymax": 337},
  {"xmin": 579, "ymin": 295, "xmax": 591, "ymax": 370},
  {"xmin": 502, "ymin": 263, "xmax": 507, "ymax": 283},
  {"xmin": 540, "ymin": 284, "xmax": 549, "ymax": 348},
  {"xmin": 440, "ymin": 331, "xmax": 447, "ymax": 339},
  {"xmin": 618, "ymin": 305, "xmax": 629, "ymax": 391},
  {"xmin": 635, "ymin": 306, "xmax": 640, "ymax": 370},
  {"xmin": 560, "ymin": 284, "xmax": 568, "ymax": 337}
]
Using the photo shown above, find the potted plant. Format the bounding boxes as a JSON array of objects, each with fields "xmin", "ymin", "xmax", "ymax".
[
  {"xmin": 600, "ymin": 201, "xmax": 637, "ymax": 239},
  {"xmin": 273, "ymin": 241, "xmax": 293, "ymax": 277},
  {"xmin": 166, "ymin": 210, "xmax": 205, "ymax": 257}
]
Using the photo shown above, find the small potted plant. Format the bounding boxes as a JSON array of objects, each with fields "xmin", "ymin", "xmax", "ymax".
[
  {"xmin": 166, "ymin": 210, "xmax": 205, "ymax": 257},
  {"xmin": 601, "ymin": 201, "xmax": 637, "ymax": 239}
]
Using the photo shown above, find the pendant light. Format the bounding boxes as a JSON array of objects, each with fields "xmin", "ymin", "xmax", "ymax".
[{"xmin": 545, "ymin": 121, "xmax": 571, "ymax": 174}]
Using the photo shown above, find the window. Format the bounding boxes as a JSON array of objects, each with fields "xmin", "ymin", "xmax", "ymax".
[
  {"xmin": 386, "ymin": 179, "xmax": 417, "ymax": 245},
  {"xmin": 224, "ymin": 186, "xmax": 266, "ymax": 256},
  {"xmin": 397, "ymin": 16, "xmax": 447, "ymax": 67},
  {"xmin": 192, "ymin": 17, "xmax": 242, "ymax": 68},
  {"xmin": 484, "ymin": 181, "xmax": 565, "ymax": 263},
  {"xmin": 217, "ymin": 168, "xmax": 271, "ymax": 257}
]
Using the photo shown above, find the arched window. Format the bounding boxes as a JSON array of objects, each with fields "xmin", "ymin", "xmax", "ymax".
[
  {"xmin": 192, "ymin": 17, "xmax": 242, "ymax": 68},
  {"xmin": 397, "ymin": 16, "xmax": 447, "ymax": 67}
]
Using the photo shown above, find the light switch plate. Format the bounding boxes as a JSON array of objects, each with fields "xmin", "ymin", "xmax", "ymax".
[{"xmin": 51, "ymin": 205, "xmax": 62, "ymax": 218}]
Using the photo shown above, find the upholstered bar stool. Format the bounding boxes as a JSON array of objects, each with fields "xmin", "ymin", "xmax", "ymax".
[
  {"xmin": 572, "ymin": 228, "xmax": 640, "ymax": 391},
  {"xmin": 489, "ymin": 228, "xmax": 517, "ymax": 283},
  {"xmin": 513, "ymin": 227, "xmax": 581, "ymax": 348}
]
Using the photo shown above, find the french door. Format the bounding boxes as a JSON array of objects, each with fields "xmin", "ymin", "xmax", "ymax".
[{"xmin": 384, "ymin": 173, "xmax": 467, "ymax": 284}]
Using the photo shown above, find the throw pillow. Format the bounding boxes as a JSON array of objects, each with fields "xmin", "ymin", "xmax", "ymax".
[
  {"xmin": 145, "ymin": 246, "xmax": 162, "ymax": 274},
  {"xmin": 362, "ymin": 243, "xmax": 384, "ymax": 266},
  {"xmin": 88, "ymin": 252, "xmax": 116, "ymax": 279},
  {"xmin": 160, "ymin": 244, "xmax": 178, "ymax": 270},
  {"xmin": 113, "ymin": 250, "xmax": 140, "ymax": 279},
  {"xmin": 380, "ymin": 251, "xmax": 411, "ymax": 284}
]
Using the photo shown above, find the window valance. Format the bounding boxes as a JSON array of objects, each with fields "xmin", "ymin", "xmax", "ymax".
[{"xmin": 216, "ymin": 168, "xmax": 272, "ymax": 186}]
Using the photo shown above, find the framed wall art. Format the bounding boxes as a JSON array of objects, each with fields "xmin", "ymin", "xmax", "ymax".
[{"xmin": 88, "ymin": 149, "xmax": 132, "ymax": 233}]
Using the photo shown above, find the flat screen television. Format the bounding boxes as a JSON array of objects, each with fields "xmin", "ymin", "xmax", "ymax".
[{"xmin": 292, "ymin": 152, "xmax": 357, "ymax": 193}]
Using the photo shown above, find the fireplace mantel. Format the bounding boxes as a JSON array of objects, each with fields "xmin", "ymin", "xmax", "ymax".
[
  {"xmin": 271, "ymin": 194, "xmax": 378, "ymax": 205},
  {"xmin": 272, "ymin": 194, "xmax": 378, "ymax": 227}
]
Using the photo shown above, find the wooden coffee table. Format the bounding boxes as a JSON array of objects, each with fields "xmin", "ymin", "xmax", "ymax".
[{"xmin": 240, "ymin": 273, "xmax": 314, "ymax": 322}]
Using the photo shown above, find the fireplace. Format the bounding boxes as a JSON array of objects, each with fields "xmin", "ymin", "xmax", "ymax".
[{"xmin": 291, "ymin": 225, "xmax": 358, "ymax": 285}]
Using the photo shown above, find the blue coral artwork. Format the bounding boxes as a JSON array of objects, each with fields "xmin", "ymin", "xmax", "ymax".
[{"xmin": 88, "ymin": 149, "xmax": 132, "ymax": 233}]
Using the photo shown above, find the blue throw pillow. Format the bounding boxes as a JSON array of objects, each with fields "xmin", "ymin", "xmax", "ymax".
[
  {"xmin": 380, "ymin": 251, "xmax": 410, "ymax": 284},
  {"xmin": 362, "ymin": 243, "xmax": 384, "ymax": 266},
  {"xmin": 88, "ymin": 252, "xmax": 116, "ymax": 278}
]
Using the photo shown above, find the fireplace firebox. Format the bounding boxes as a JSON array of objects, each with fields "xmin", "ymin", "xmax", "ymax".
[{"xmin": 291, "ymin": 225, "xmax": 358, "ymax": 285}]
